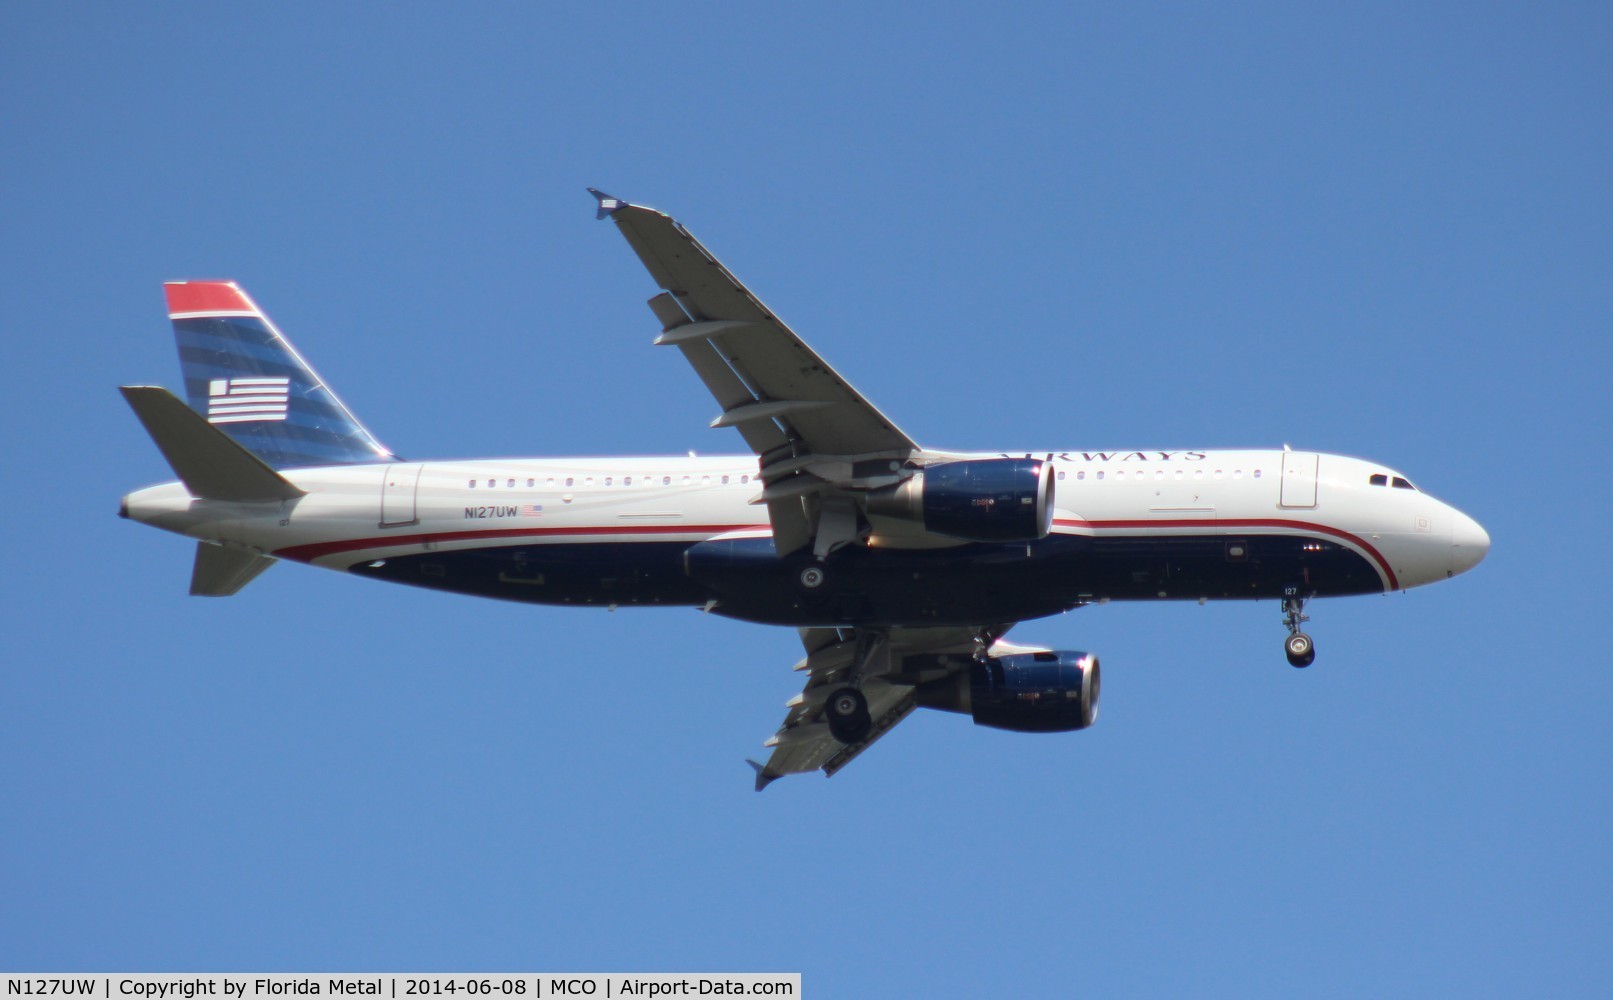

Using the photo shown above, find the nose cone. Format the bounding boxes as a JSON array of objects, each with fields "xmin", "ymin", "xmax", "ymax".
[{"xmin": 1450, "ymin": 510, "xmax": 1490, "ymax": 577}]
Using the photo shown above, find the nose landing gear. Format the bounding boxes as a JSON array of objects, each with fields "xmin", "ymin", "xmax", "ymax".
[
  {"xmin": 1284, "ymin": 630, "xmax": 1315, "ymax": 667},
  {"xmin": 1282, "ymin": 595, "xmax": 1315, "ymax": 668}
]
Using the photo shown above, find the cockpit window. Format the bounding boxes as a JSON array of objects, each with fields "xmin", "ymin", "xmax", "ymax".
[{"xmin": 1369, "ymin": 472, "xmax": 1418, "ymax": 490}]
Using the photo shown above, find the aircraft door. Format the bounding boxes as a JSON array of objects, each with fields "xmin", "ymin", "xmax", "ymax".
[
  {"xmin": 1279, "ymin": 452, "xmax": 1318, "ymax": 508},
  {"xmin": 380, "ymin": 463, "xmax": 423, "ymax": 527}
]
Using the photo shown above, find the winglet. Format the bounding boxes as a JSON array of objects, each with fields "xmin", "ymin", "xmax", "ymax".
[
  {"xmin": 746, "ymin": 759, "xmax": 781, "ymax": 792},
  {"xmin": 588, "ymin": 187, "xmax": 625, "ymax": 220}
]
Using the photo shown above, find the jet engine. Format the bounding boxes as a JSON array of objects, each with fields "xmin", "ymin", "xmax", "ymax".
[
  {"xmin": 915, "ymin": 649, "xmax": 1100, "ymax": 733},
  {"xmin": 867, "ymin": 458, "xmax": 1055, "ymax": 543}
]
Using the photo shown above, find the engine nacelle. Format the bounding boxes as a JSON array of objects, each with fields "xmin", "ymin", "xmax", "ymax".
[
  {"xmin": 915, "ymin": 650, "xmax": 1100, "ymax": 733},
  {"xmin": 868, "ymin": 458, "xmax": 1055, "ymax": 543}
]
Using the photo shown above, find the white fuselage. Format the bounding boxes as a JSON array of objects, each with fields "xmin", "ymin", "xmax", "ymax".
[{"xmin": 123, "ymin": 449, "xmax": 1489, "ymax": 610}]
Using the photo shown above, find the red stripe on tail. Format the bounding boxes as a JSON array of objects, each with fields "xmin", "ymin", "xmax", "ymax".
[{"xmin": 165, "ymin": 281, "xmax": 255, "ymax": 316}]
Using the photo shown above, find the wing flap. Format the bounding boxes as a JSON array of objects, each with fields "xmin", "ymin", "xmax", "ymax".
[
  {"xmin": 750, "ymin": 625, "xmax": 1010, "ymax": 787},
  {"xmin": 757, "ymin": 677, "xmax": 916, "ymax": 779},
  {"xmin": 599, "ymin": 194, "xmax": 918, "ymax": 460},
  {"xmin": 645, "ymin": 291, "xmax": 790, "ymax": 457}
]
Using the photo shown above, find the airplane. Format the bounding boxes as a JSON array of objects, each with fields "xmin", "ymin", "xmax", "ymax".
[{"xmin": 118, "ymin": 190, "xmax": 1490, "ymax": 788}]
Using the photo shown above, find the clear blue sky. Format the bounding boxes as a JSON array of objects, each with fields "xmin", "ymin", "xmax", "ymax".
[{"xmin": 4, "ymin": 3, "xmax": 1610, "ymax": 994}]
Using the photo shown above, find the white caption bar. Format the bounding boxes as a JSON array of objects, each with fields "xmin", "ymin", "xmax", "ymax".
[{"xmin": 2, "ymin": 977, "xmax": 801, "ymax": 1000}]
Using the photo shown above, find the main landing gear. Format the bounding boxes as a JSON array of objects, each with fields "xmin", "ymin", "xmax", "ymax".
[
  {"xmin": 825, "ymin": 687, "xmax": 871, "ymax": 744},
  {"xmin": 1282, "ymin": 595, "xmax": 1316, "ymax": 668}
]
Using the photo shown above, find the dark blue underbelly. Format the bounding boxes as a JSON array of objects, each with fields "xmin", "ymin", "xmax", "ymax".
[{"xmin": 347, "ymin": 531, "xmax": 1384, "ymax": 626}]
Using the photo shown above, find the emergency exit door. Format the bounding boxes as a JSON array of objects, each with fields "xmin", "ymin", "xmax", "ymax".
[
  {"xmin": 1280, "ymin": 452, "xmax": 1318, "ymax": 508},
  {"xmin": 380, "ymin": 463, "xmax": 423, "ymax": 527}
]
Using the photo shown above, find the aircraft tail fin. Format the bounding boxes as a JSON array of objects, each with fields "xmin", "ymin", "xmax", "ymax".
[
  {"xmin": 119, "ymin": 386, "xmax": 306, "ymax": 502},
  {"xmin": 165, "ymin": 281, "xmax": 393, "ymax": 469},
  {"xmin": 191, "ymin": 542, "xmax": 276, "ymax": 596}
]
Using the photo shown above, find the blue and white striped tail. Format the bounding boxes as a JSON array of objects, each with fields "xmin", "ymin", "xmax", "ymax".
[{"xmin": 165, "ymin": 281, "xmax": 394, "ymax": 469}]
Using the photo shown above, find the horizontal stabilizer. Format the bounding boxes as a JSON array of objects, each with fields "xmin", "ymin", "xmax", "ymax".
[
  {"xmin": 191, "ymin": 542, "xmax": 276, "ymax": 596},
  {"xmin": 120, "ymin": 386, "xmax": 306, "ymax": 502}
]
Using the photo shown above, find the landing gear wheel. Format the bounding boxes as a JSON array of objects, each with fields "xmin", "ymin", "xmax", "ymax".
[
  {"xmin": 798, "ymin": 565, "xmax": 826, "ymax": 590},
  {"xmin": 1280, "ymin": 594, "xmax": 1315, "ymax": 668},
  {"xmin": 825, "ymin": 686, "xmax": 871, "ymax": 744},
  {"xmin": 1285, "ymin": 631, "xmax": 1316, "ymax": 668}
]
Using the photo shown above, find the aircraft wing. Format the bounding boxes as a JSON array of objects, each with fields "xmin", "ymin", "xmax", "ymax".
[
  {"xmin": 749, "ymin": 624, "xmax": 1010, "ymax": 789},
  {"xmin": 593, "ymin": 191, "xmax": 920, "ymax": 555}
]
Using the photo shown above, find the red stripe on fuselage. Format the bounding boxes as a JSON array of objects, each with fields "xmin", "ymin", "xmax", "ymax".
[
  {"xmin": 1057, "ymin": 517, "xmax": 1399, "ymax": 591},
  {"xmin": 273, "ymin": 523, "xmax": 766, "ymax": 563}
]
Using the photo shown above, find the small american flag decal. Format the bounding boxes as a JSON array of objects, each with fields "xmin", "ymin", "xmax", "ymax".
[
  {"xmin": 208, "ymin": 377, "xmax": 290, "ymax": 423},
  {"xmin": 520, "ymin": 504, "xmax": 543, "ymax": 517}
]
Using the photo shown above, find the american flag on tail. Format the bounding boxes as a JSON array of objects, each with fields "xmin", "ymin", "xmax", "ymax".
[{"xmin": 207, "ymin": 377, "xmax": 290, "ymax": 423}]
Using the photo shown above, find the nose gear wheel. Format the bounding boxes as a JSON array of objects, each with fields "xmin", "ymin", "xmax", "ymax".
[{"xmin": 1282, "ymin": 595, "xmax": 1316, "ymax": 668}]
